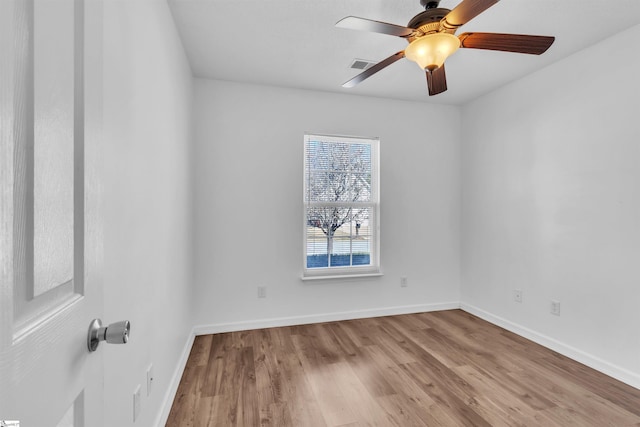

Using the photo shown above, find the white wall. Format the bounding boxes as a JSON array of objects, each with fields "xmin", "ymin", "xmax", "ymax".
[
  {"xmin": 192, "ymin": 79, "xmax": 461, "ymax": 329},
  {"xmin": 102, "ymin": 1, "xmax": 194, "ymax": 426},
  {"xmin": 461, "ymin": 24, "xmax": 640, "ymax": 387}
]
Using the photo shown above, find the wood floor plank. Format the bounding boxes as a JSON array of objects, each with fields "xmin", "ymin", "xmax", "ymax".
[
  {"xmin": 270, "ymin": 326, "xmax": 297, "ymax": 355},
  {"xmin": 202, "ymin": 333, "xmax": 232, "ymax": 397},
  {"xmin": 400, "ymin": 361, "xmax": 493, "ymax": 427},
  {"xmin": 280, "ymin": 351, "xmax": 328, "ymax": 427},
  {"xmin": 423, "ymin": 327, "xmax": 558, "ymax": 412},
  {"xmin": 324, "ymin": 322, "xmax": 359, "ymax": 358},
  {"xmin": 252, "ymin": 328, "xmax": 283, "ymax": 407},
  {"xmin": 345, "ymin": 346, "xmax": 396, "ymax": 398},
  {"xmin": 541, "ymin": 350, "xmax": 640, "ymax": 417},
  {"xmin": 376, "ymin": 393, "xmax": 445, "ymax": 426},
  {"xmin": 325, "ymin": 360, "xmax": 398, "ymax": 426},
  {"xmin": 166, "ymin": 365, "xmax": 205, "ymax": 426},
  {"xmin": 387, "ymin": 319, "xmax": 468, "ymax": 369},
  {"xmin": 302, "ymin": 362, "xmax": 360, "ymax": 426},
  {"xmin": 361, "ymin": 345, "xmax": 462, "ymax": 426},
  {"xmin": 364, "ymin": 320, "xmax": 416, "ymax": 365},
  {"xmin": 390, "ymin": 330, "xmax": 495, "ymax": 425},
  {"xmin": 506, "ymin": 359, "xmax": 640, "ymax": 426},
  {"xmin": 237, "ymin": 346, "xmax": 259, "ymax": 426},
  {"xmin": 452, "ymin": 364, "xmax": 544, "ymax": 427},
  {"xmin": 167, "ymin": 310, "xmax": 640, "ymax": 426},
  {"xmin": 193, "ymin": 396, "xmax": 217, "ymax": 427},
  {"xmin": 190, "ymin": 335, "xmax": 213, "ymax": 367},
  {"xmin": 337, "ymin": 319, "xmax": 376, "ymax": 347}
]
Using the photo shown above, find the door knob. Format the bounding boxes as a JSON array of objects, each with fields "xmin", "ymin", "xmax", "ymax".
[{"xmin": 87, "ymin": 319, "xmax": 130, "ymax": 352}]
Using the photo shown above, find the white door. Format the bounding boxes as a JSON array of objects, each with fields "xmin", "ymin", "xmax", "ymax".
[{"xmin": 0, "ymin": 0, "xmax": 105, "ymax": 426}]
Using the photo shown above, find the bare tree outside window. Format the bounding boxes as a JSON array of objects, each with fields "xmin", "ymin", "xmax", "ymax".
[{"xmin": 304, "ymin": 135, "xmax": 378, "ymax": 272}]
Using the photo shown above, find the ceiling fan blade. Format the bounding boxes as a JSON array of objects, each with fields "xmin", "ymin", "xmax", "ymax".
[
  {"xmin": 426, "ymin": 65, "xmax": 447, "ymax": 96},
  {"xmin": 441, "ymin": 0, "xmax": 499, "ymax": 29},
  {"xmin": 342, "ymin": 51, "xmax": 405, "ymax": 88},
  {"xmin": 336, "ymin": 16, "xmax": 415, "ymax": 38},
  {"xmin": 459, "ymin": 32, "xmax": 555, "ymax": 54}
]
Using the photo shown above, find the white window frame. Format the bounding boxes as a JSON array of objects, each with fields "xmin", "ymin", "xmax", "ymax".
[{"xmin": 302, "ymin": 133, "xmax": 381, "ymax": 280}]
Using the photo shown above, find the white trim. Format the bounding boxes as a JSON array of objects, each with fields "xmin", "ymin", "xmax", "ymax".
[
  {"xmin": 154, "ymin": 328, "xmax": 196, "ymax": 427},
  {"xmin": 300, "ymin": 272, "xmax": 383, "ymax": 281},
  {"xmin": 193, "ymin": 302, "xmax": 460, "ymax": 335},
  {"xmin": 460, "ymin": 302, "xmax": 640, "ymax": 390},
  {"xmin": 303, "ymin": 132, "xmax": 380, "ymax": 144}
]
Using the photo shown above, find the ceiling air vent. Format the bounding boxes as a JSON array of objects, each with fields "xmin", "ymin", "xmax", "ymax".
[{"xmin": 349, "ymin": 59, "xmax": 376, "ymax": 70}]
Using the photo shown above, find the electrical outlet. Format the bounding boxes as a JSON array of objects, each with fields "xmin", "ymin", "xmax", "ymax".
[
  {"xmin": 147, "ymin": 364, "xmax": 154, "ymax": 396},
  {"xmin": 400, "ymin": 277, "xmax": 408, "ymax": 287},
  {"xmin": 551, "ymin": 300, "xmax": 561, "ymax": 316},
  {"xmin": 258, "ymin": 285, "xmax": 267, "ymax": 298},
  {"xmin": 133, "ymin": 384, "xmax": 141, "ymax": 422},
  {"xmin": 513, "ymin": 289, "xmax": 523, "ymax": 303}
]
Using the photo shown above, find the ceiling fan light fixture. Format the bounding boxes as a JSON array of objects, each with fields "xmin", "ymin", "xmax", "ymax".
[
  {"xmin": 336, "ymin": 0, "xmax": 555, "ymax": 95},
  {"xmin": 404, "ymin": 32, "xmax": 460, "ymax": 71}
]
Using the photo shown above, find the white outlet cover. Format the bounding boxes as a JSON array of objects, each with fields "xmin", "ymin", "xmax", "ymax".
[
  {"xmin": 133, "ymin": 384, "xmax": 141, "ymax": 422},
  {"xmin": 147, "ymin": 364, "xmax": 154, "ymax": 396}
]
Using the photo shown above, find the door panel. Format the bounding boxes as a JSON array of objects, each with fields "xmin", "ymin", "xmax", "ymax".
[
  {"xmin": 12, "ymin": 0, "xmax": 82, "ymax": 335},
  {"xmin": 0, "ymin": 0, "xmax": 104, "ymax": 425},
  {"xmin": 32, "ymin": 0, "xmax": 75, "ymax": 298}
]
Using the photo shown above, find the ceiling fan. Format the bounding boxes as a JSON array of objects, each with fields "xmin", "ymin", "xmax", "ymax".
[{"xmin": 336, "ymin": 0, "xmax": 555, "ymax": 96}]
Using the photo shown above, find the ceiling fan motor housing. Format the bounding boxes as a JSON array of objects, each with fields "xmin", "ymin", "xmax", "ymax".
[{"xmin": 407, "ymin": 8, "xmax": 453, "ymax": 41}]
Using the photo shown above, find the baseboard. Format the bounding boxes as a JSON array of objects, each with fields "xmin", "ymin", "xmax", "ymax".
[
  {"xmin": 460, "ymin": 302, "xmax": 640, "ymax": 390},
  {"xmin": 193, "ymin": 302, "xmax": 460, "ymax": 336},
  {"xmin": 154, "ymin": 327, "xmax": 196, "ymax": 427}
]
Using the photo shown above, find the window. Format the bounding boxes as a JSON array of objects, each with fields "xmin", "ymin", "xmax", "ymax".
[{"xmin": 303, "ymin": 133, "xmax": 380, "ymax": 279}]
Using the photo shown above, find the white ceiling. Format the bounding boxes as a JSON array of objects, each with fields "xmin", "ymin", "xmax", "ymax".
[{"xmin": 168, "ymin": 0, "xmax": 640, "ymax": 105}]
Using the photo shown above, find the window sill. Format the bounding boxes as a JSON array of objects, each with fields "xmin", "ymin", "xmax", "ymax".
[{"xmin": 300, "ymin": 272, "xmax": 383, "ymax": 281}]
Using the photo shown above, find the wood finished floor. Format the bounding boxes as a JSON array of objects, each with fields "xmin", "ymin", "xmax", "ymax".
[{"xmin": 167, "ymin": 310, "xmax": 640, "ymax": 426}]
